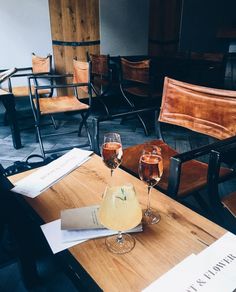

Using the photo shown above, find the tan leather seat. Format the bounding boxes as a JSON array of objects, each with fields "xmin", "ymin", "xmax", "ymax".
[
  {"xmin": 121, "ymin": 77, "xmax": 236, "ymax": 205},
  {"xmin": 123, "ymin": 140, "xmax": 232, "ymax": 198}
]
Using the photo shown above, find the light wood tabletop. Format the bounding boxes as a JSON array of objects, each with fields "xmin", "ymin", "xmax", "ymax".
[{"xmin": 11, "ymin": 154, "xmax": 226, "ymax": 292}]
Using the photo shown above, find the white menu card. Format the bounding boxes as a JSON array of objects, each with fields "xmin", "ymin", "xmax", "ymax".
[
  {"xmin": 12, "ymin": 148, "xmax": 93, "ymax": 198},
  {"xmin": 143, "ymin": 232, "xmax": 236, "ymax": 292}
]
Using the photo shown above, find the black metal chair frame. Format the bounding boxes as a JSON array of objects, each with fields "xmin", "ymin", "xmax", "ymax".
[
  {"xmin": 119, "ymin": 58, "xmax": 161, "ymax": 136},
  {"xmin": 207, "ymin": 136, "xmax": 236, "ymax": 222},
  {"xmin": 87, "ymin": 52, "xmax": 113, "ymax": 115},
  {"xmin": 91, "ymin": 106, "xmax": 159, "ymax": 154},
  {"xmin": 28, "ymin": 73, "xmax": 93, "ymax": 157}
]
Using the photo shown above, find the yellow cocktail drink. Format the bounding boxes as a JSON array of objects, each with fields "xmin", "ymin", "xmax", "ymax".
[{"xmin": 99, "ymin": 184, "xmax": 142, "ymax": 231}]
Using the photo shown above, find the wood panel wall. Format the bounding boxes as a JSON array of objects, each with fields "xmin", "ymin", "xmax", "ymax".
[
  {"xmin": 48, "ymin": 0, "xmax": 100, "ymax": 75},
  {"xmin": 149, "ymin": 0, "xmax": 183, "ymax": 57}
]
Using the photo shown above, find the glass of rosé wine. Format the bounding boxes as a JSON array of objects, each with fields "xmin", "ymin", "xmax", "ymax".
[
  {"xmin": 138, "ymin": 144, "xmax": 163, "ymax": 225},
  {"xmin": 101, "ymin": 133, "xmax": 123, "ymax": 178}
]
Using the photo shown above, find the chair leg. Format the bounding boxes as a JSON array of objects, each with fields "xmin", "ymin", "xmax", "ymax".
[
  {"xmin": 120, "ymin": 85, "xmax": 149, "ymax": 136},
  {"xmin": 3, "ymin": 111, "xmax": 9, "ymax": 126},
  {"xmin": 98, "ymin": 96, "xmax": 110, "ymax": 116},
  {"xmin": 35, "ymin": 124, "xmax": 46, "ymax": 158},
  {"xmin": 78, "ymin": 111, "xmax": 89, "ymax": 136},
  {"xmin": 79, "ymin": 112, "xmax": 92, "ymax": 149},
  {"xmin": 78, "ymin": 118, "xmax": 84, "ymax": 137},
  {"xmin": 192, "ymin": 192, "xmax": 214, "ymax": 218},
  {"xmin": 84, "ymin": 121, "xmax": 92, "ymax": 149},
  {"xmin": 136, "ymin": 114, "xmax": 149, "ymax": 136},
  {"xmin": 92, "ymin": 84, "xmax": 110, "ymax": 116},
  {"xmin": 50, "ymin": 115, "xmax": 58, "ymax": 130}
]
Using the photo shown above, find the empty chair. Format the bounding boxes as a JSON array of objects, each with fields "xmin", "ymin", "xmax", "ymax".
[
  {"xmin": 121, "ymin": 77, "xmax": 236, "ymax": 213},
  {"xmin": 9, "ymin": 53, "xmax": 52, "ymax": 98},
  {"xmin": 119, "ymin": 57, "xmax": 162, "ymax": 135},
  {"xmin": 28, "ymin": 59, "xmax": 92, "ymax": 157},
  {"xmin": 87, "ymin": 53, "xmax": 113, "ymax": 115},
  {"xmin": 8, "ymin": 53, "xmax": 53, "ymax": 98}
]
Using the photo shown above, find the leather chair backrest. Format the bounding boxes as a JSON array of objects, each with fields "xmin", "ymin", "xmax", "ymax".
[
  {"xmin": 121, "ymin": 58, "xmax": 150, "ymax": 84},
  {"xmin": 73, "ymin": 59, "xmax": 90, "ymax": 93},
  {"xmin": 159, "ymin": 77, "xmax": 236, "ymax": 140},
  {"xmin": 32, "ymin": 53, "xmax": 52, "ymax": 74},
  {"xmin": 90, "ymin": 54, "xmax": 109, "ymax": 76}
]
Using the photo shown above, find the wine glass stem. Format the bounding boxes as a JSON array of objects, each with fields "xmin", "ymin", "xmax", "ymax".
[
  {"xmin": 111, "ymin": 169, "xmax": 114, "ymax": 177},
  {"xmin": 147, "ymin": 185, "xmax": 152, "ymax": 211},
  {"xmin": 117, "ymin": 231, "xmax": 123, "ymax": 243}
]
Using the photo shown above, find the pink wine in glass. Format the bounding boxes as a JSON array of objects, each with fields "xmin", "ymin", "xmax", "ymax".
[
  {"xmin": 102, "ymin": 142, "xmax": 123, "ymax": 170},
  {"xmin": 138, "ymin": 145, "xmax": 163, "ymax": 225},
  {"xmin": 139, "ymin": 154, "xmax": 163, "ymax": 187}
]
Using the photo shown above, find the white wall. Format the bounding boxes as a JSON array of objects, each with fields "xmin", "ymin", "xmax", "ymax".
[
  {"xmin": 100, "ymin": 0, "xmax": 149, "ymax": 56},
  {"xmin": 0, "ymin": 0, "xmax": 52, "ymax": 85}
]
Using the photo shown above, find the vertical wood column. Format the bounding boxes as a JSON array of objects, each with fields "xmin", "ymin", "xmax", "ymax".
[
  {"xmin": 149, "ymin": 0, "xmax": 183, "ymax": 57},
  {"xmin": 48, "ymin": 0, "xmax": 100, "ymax": 75}
]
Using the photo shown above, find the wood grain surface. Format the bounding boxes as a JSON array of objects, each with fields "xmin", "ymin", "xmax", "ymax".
[{"xmin": 11, "ymin": 154, "xmax": 226, "ymax": 292}]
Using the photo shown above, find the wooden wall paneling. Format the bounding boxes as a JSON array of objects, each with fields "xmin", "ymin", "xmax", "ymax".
[
  {"xmin": 149, "ymin": 0, "xmax": 183, "ymax": 57},
  {"xmin": 48, "ymin": 0, "xmax": 100, "ymax": 78},
  {"xmin": 48, "ymin": 0, "xmax": 66, "ymax": 74}
]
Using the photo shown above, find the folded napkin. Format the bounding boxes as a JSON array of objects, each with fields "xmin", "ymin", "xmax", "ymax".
[{"xmin": 12, "ymin": 148, "xmax": 93, "ymax": 198}]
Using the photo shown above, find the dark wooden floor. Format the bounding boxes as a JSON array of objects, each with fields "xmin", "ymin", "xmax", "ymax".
[{"xmin": 0, "ymin": 97, "xmax": 236, "ymax": 291}]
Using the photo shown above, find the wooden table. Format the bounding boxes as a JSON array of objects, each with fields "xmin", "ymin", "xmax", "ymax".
[
  {"xmin": 0, "ymin": 88, "xmax": 22, "ymax": 149},
  {"xmin": 11, "ymin": 154, "xmax": 226, "ymax": 291}
]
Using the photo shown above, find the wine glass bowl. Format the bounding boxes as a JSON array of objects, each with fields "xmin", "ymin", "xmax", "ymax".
[
  {"xmin": 138, "ymin": 144, "xmax": 163, "ymax": 225},
  {"xmin": 101, "ymin": 133, "xmax": 123, "ymax": 177},
  {"xmin": 98, "ymin": 183, "xmax": 142, "ymax": 254}
]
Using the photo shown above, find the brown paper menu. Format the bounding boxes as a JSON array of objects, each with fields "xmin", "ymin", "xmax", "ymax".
[{"xmin": 61, "ymin": 205, "xmax": 104, "ymax": 230}]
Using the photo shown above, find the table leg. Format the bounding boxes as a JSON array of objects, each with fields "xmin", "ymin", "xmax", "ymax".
[{"xmin": 1, "ymin": 94, "xmax": 22, "ymax": 149}]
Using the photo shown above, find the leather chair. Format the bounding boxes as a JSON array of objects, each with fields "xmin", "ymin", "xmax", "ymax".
[
  {"xmin": 87, "ymin": 53, "xmax": 113, "ymax": 115},
  {"xmin": 119, "ymin": 57, "xmax": 162, "ymax": 135},
  {"xmin": 8, "ymin": 53, "xmax": 53, "ymax": 98},
  {"xmin": 121, "ymin": 77, "xmax": 236, "ymax": 212},
  {"xmin": 28, "ymin": 59, "xmax": 92, "ymax": 157}
]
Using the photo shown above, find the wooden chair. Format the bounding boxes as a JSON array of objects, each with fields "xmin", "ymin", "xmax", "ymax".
[
  {"xmin": 119, "ymin": 57, "xmax": 162, "ymax": 135},
  {"xmin": 207, "ymin": 137, "xmax": 236, "ymax": 224},
  {"xmin": 121, "ymin": 77, "xmax": 236, "ymax": 212},
  {"xmin": 87, "ymin": 53, "xmax": 113, "ymax": 115},
  {"xmin": 28, "ymin": 59, "xmax": 92, "ymax": 157}
]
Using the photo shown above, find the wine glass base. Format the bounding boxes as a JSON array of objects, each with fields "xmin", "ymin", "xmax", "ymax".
[
  {"xmin": 142, "ymin": 208, "xmax": 161, "ymax": 225},
  {"xmin": 105, "ymin": 233, "xmax": 135, "ymax": 254}
]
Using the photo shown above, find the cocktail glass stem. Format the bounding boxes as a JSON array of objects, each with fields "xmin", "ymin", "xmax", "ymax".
[{"xmin": 117, "ymin": 231, "xmax": 123, "ymax": 244}]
